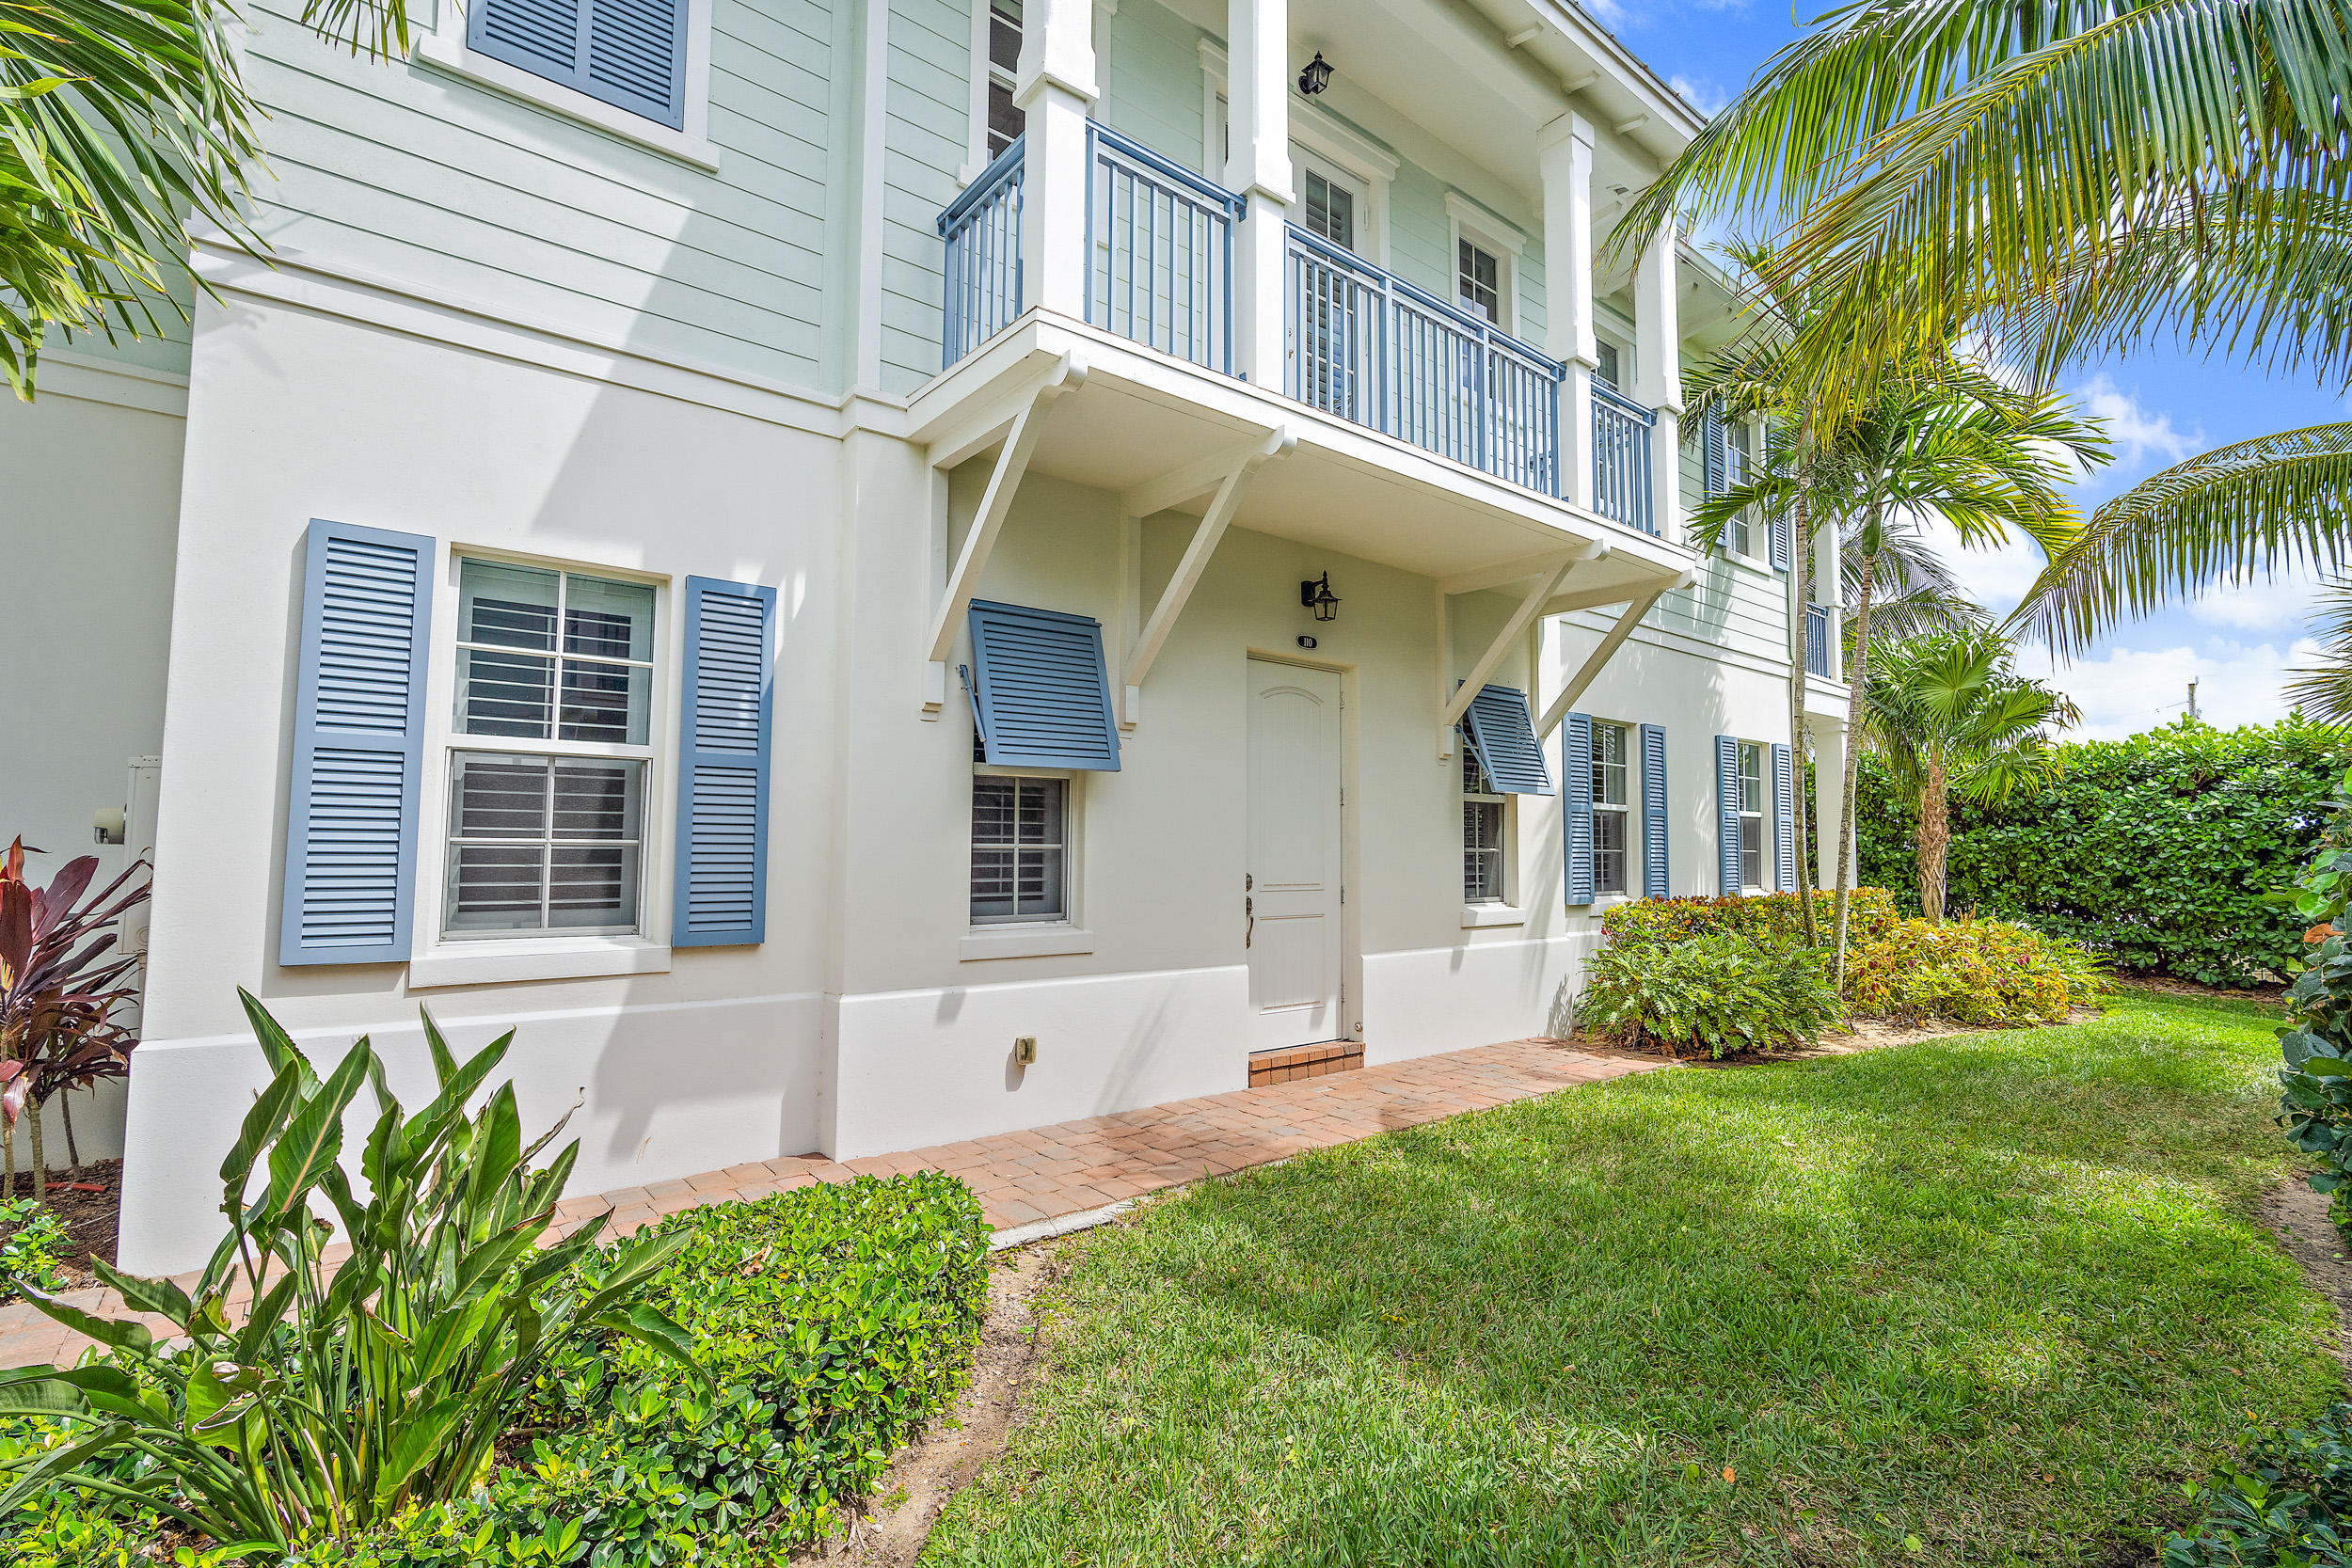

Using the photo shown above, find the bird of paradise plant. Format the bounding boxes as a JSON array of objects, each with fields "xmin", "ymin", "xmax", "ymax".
[{"xmin": 0, "ymin": 836, "xmax": 149, "ymax": 1200}]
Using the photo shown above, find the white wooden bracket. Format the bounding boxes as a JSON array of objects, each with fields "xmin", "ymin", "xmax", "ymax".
[
  {"xmin": 1119, "ymin": 427, "xmax": 1295, "ymax": 725},
  {"xmin": 923, "ymin": 353, "xmax": 1088, "ymax": 711},
  {"xmin": 1435, "ymin": 542, "xmax": 1602, "ymax": 757},
  {"xmin": 1535, "ymin": 567, "xmax": 1696, "ymax": 738}
]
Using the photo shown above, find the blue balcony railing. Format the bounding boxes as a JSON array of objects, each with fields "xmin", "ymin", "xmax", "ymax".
[
  {"xmin": 1805, "ymin": 602, "xmax": 1835, "ymax": 679},
  {"xmin": 1284, "ymin": 225, "xmax": 1563, "ymax": 495},
  {"xmin": 939, "ymin": 136, "xmax": 1025, "ymax": 368},
  {"xmin": 1086, "ymin": 122, "xmax": 1244, "ymax": 373},
  {"xmin": 1591, "ymin": 383, "xmax": 1656, "ymax": 535}
]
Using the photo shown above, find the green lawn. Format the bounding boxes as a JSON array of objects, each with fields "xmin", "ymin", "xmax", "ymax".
[{"xmin": 926, "ymin": 990, "xmax": 2342, "ymax": 1567}]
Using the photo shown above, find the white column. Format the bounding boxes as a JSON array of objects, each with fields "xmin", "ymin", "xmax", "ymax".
[
  {"xmin": 1813, "ymin": 507, "xmax": 1842, "ymax": 682},
  {"xmin": 1226, "ymin": 0, "xmax": 1293, "ymax": 387},
  {"xmin": 1808, "ymin": 717, "xmax": 1848, "ymax": 892},
  {"xmin": 1633, "ymin": 218, "xmax": 1682, "ymax": 540},
  {"xmin": 1538, "ymin": 112, "xmax": 1596, "ymax": 512},
  {"xmin": 1016, "ymin": 0, "xmax": 1098, "ymax": 320}
]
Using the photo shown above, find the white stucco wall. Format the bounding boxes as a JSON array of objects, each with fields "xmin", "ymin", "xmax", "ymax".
[
  {"xmin": 118, "ymin": 286, "xmax": 841, "ymax": 1272},
  {"xmin": 0, "ymin": 356, "xmax": 187, "ymax": 1171}
]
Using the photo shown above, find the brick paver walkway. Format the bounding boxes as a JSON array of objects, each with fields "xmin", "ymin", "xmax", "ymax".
[{"xmin": 0, "ymin": 1037, "xmax": 1661, "ymax": 1370}]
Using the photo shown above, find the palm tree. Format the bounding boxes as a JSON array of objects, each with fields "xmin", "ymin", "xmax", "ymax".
[
  {"xmin": 1613, "ymin": 0, "xmax": 2352, "ymax": 655},
  {"xmin": 1840, "ymin": 515, "xmax": 1989, "ymax": 656},
  {"xmin": 1862, "ymin": 630, "xmax": 2077, "ymax": 922},
  {"xmin": 2285, "ymin": 578, "xmax": 2352, "ymax": 723},
  {"xmin": 1695, "ymin": 349, "xmax": 2104, "ymax": 978},
  {"xmin": 2, "ymin": 0, "xmax": 408, "ymax": 397}
]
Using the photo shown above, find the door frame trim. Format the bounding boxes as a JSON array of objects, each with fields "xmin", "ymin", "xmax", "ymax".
[{"xmin": 1244, "ymin": 649, "xmax": 1361, "ymax": 1045}]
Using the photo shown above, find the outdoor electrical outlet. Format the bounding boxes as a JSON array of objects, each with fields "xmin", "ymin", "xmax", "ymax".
[{"xmin": 1013, "ymin": 1036, "xmax": 1038, "ymax": 1065}]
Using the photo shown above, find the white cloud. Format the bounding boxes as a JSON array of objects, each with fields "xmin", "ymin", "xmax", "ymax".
[
  {"xmin": 2016, "ymin": 637, "xmax": 2319, "ymax": 740},
  {"xmin": 2185, "ymin": 569, "xmax": 2328, "ymax": 634},
  {"xmin": 2073, "ymin": 372, "xmax": 2199, "ymax": 471},
  {"xmin": 1669, "ymin": 74, "xmax": 1729, "ymax": 116}
]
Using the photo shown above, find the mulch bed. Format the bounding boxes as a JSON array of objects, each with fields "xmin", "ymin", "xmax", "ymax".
[
  {"xmin": 1571, "ymin": 1008, "xmax": 2092, "ymax": 1069},
  {"xmin": 4, "ymin": 1157, "xmax": 120, "ymax": 1290}
]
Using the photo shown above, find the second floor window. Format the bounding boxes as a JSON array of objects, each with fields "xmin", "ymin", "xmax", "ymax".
[
  {"xmin": 1738, "ymin": 741, "xmax": 1767, "ymax": 891},
  {"xmin": 1595, "ymin": 340, "xmax": 1623, "ymax": 390},
  {"xmin": 1726, "ymin": 420, "xmax": 1755, "ymax": 555},
  {"xmin": 447, "ymin": 560, "xmax": 656, "ymax": 938},
  {"xmin": 1457, "ymin": 239, "xmax": 1502, "ymax": 326},
  {"xmin": 986, "ymin": 0, "xmax": 1022, "ymax": 158},
  {"xmin": 1592, "ymin": 721, "xmax": 1631, "ymax": 896},
  {"xmin": 1304, "ymin": 170, "xmax": 1355, "ymax": 250}
]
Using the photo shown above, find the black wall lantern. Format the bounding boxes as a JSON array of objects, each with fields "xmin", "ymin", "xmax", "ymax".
[
  {"xmin": 1301, "ymin": 572, "xmax": 1341, "ymax": 622},
  {"xmin": 1297, "ymin": 51, "xmax": 1333, "ymax": 96}
]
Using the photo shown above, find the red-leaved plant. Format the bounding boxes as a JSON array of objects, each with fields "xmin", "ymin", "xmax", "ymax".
[{"xmin": 0, "ymin": 837, "xmax": 150, "ymax": 1198}]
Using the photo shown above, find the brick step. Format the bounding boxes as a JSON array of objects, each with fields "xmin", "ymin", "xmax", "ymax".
[{"xmin": 1248, "ymin": 1040, "xmax": 1365, "ymax": 1086}]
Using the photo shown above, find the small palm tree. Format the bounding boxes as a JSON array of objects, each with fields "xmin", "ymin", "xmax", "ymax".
[
  {"xmin": 1694, "ymin": 345, "xmax": 2105, "ymax": 976},
  {"xmin": 1839, "ymin": 515, "xmax": 1989, "ymax": 656},
  {"xmin": 1613, "ymin": 0, "xmax": 2352, "ymax": 654},
  {"xmin": 1863, "ymin": 630, "xmax": 2078, "ymax": 923},
  {"xmin": 3, "ymin": 0, "xmax": 409, "ymax": 396},
  {"xmin": 2286, "ymin": 578, "xmax": 2352, "ymax": 724}
]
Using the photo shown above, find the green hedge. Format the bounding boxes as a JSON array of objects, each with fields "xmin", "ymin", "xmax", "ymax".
[
  {"xmin": 6, "ymin": 1172, "xmax": 991, "ymax": 1568},
  {"xmin": 1849, "ymin": 719, "xmax": 2347, "ymax": 987}
]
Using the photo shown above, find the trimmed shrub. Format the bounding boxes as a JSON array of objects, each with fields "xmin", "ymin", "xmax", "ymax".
[
  {"xmin": 1579, "ymin": 934, "xmax": 1842, "ymax": 1057},
  {"xmin": 3, "ymin": 1173, "xmax": 992, "ymax": 1567},
  {"xmin": 1599, "ymin": 887, "xmax": 1900, "ymax": 950},
  {"xmin": 0, "ymin": 1198, "xmax": 71, "ymax": 1303},
  {"xmin": 1848, "ymin": 718, "xmax": 2347, "ymax": 985},
  {"xmin": 2279, "ymin": 766, "xmax": 2352, "ymax": 1227},
  {"xmin": 2163, "ymin": 1403, "xmax": 2352, "ymax": 1565},
  {"xmin": 1845, "ymin": 916, "xmax": 2107, "ymax": 1027}
]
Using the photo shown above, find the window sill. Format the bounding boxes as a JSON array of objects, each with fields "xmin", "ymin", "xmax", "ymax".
[
  {"xmin": 413, "ymin": 36, "xmax": 720, "ymax": 171},
  {"xmin": 408, "ymin": 939, "xmax": 674, "ymax": 990},
  {"xmin": 960, "ymin": 926, "xmax": 1095, "ymax": 961},
  {"xmin": 1461, "ymin": 904, "xmax": 1525, "ymax": 928}
]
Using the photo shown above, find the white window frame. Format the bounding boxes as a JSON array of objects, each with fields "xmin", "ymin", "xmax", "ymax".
[
  {"xmin": 415, "ymin": 0, "xmax": 717, "ymax": 171},
  {"xmin": 1201, "ymin": 40, "xmax": 1395, "ymax": 266},
  {"xmin": 968, "ymin": 762, "xmax": 1084, "ymax": 922},
  {"xmin": 1737, "ymin": 739, "xmax": 1769, "ymax": 893},
  {"xmin": 1590, "ymin": 719, "xmax": 1638, "ymax": 900},
  {"xmin": 1459, "ymin": 741, "xmax": 1516, "ymax": 910},
  {"xmin": 1445, "ymin": 194, "xmax": 1523, "ymax": 336},
  {"xmin": 961, "ymin": 0, "xmax": 1024, "ymax": 182},
  {"xmin": 1724, "ymin": 418, "xmax": 1768, "ymax": 566},
  {"xmin": 407, "ymin": 547, "xmax": 674, "ymax": 990}
]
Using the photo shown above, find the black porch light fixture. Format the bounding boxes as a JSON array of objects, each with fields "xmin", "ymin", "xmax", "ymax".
[
  {"xmin": 1301, "ymin": 571, "xmax": 1341, "ymax": 622},
  {"xmin": 1297, "ymin": 51, "xmax": 1334, "ymax": 96}
]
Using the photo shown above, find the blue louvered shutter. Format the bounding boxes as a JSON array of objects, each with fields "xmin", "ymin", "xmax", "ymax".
[
  {"xmin": 1462, "ymin": 685, "xmax": 1552, "ymax": 795},
  {"xmin": 1716, "ymin": 735, "xmax": 1741, "ymax": 896},
  {"xmin": 1769, "ymin": 510, "xmax": 1792, "ymax": 572},
  {"xmin": 1639, "ymin": 722, "xmax": 1668, "ymax": 898},
  {"xmin": 1772, "ymin": 741, "xmax": 1796, "ymax": 891},
  {"xmin": 968, "ymin": 601, "xmax": 1121, "ymax": 770},
  {"xmin": 279, "ymin": 520, "xmax": 435, "ymax": 966},
  {"xmin": 1702, "ymin": 408, "xmax": 1726, "ymax": 496},
  {"xmin": 1564, "ymin": 713, "xmax": 1594, "ymax": 906},
  {"xmin": 468, "ymin": 0, "xmax": 688, "ymax": 130},
  {"xmin": 674, "ymin": 578, "xmax": 775, "ymax": 946}
]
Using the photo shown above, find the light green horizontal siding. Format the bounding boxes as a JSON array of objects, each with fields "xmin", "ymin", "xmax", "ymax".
[
  {"xmin": 1104, "ymin": 0, "xmax": 1207, "ymax": 172},
  {"xmin": 45, "ymin": 269, "xmax": 196, "ymax": 379},
  {"xmin": 881, "ymin": 0, "xmax": 968, "ymax": 394},
  {"xmin": 243, "ymin": 0, "xmax": 837, "ymax": 391},
  {"xmin": 1655, "ymin": 367, "xmax": 1791, "ymax": 665}
]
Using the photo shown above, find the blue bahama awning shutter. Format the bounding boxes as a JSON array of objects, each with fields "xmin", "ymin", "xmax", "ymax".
[
  {"xmin": 1716, "ymin": 734, "xmax": 1741, "ymax": 896},
  {"xmin": 468, "ymin": 0, "xmax": 688, "ymax": 129},
  {"xmin": 1770, "ymin": 511, "xmax": 1792, "ymax": 572},
  {"xmin": 1462, "ymin": 685, "xmax": 1551, "ymax": 795},
  {"xmin": 279, "ymin": 519, "xmax": 435, "ymax": 967},
  {"xmin": 967, "ymin": 600, "xmax": 1121, "ymax": 770},
  {"xmin": 1702, "ymin": 408, "xmax": 1726, "ymax": 496},
  {"xmin": 1640, "ymin": 721, "xmax": 1668, "ymax": 898},
  {"xmin": 674, "ymin": 577, "xmax": 775, "ymax": 946},
  {"xmin": 1772, "ymin": 740, "xmax": 1797, "ymax": 891},
  {"xmin": 1564, "ymin": 712, "xmax": 1593, "ymax": 905}
]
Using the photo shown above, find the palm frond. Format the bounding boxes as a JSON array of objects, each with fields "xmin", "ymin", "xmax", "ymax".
[
  {"xmin": 2010, "ymin": 420, "xmax": 2352, "ymax": 651},
  {"xmin": 2283, "ymin": 576, "xmax": 2352, "ymax": 724}
]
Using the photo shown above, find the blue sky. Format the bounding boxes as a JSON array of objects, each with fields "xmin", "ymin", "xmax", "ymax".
[{"xmin": 1598, "ymin": 0, "xmax": 2344, "ymax": 738}]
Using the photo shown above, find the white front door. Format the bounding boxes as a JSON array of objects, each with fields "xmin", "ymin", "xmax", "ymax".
[{"xmin": 1245, "ymin": 657, "xmax": 1345, "ymax": 1051}]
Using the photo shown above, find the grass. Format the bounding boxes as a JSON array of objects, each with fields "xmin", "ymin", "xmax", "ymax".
[{"xmin": 925, "ymin": 990, "xmax": 2342, "ymax": 1566}]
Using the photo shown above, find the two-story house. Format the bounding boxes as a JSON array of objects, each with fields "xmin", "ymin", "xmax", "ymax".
[{"xmin": 0, "ymin": 0, "xmax": 1851, "ymax": 1273}]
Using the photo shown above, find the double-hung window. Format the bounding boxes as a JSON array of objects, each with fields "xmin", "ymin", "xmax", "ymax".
[
  {"xmin": 1591, "ymin": 721, "xmax": 1632, "ymax": 896},
  {"xmin": 1457, "ymin": 238, "xmax": 1502, "ymax": 326},
  {"xmin": 445, "ymin": 560, "xmax": 656, "ymax": 938},
  {"xmin": 1303, "ymin": 169, "xmax": 1356, "ymax": 250},
  {"xmin": 1462, "ymin": 743, "xmax": 1507, "ymax": 903},
  {"xmin": 1725, "ymin": 420, "xmax": 1756, "ymax": 556},
  {"xmin": 1737, "ymin": 740, "xmax": 1767, "ymax": 891},
  {"xmin": 984, "ymin": 1, "xmax": 1022, "ymax": 158},
  {"xmin": 971, "ymin": 774, "xmax": 1068, "ymax": 923}
]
